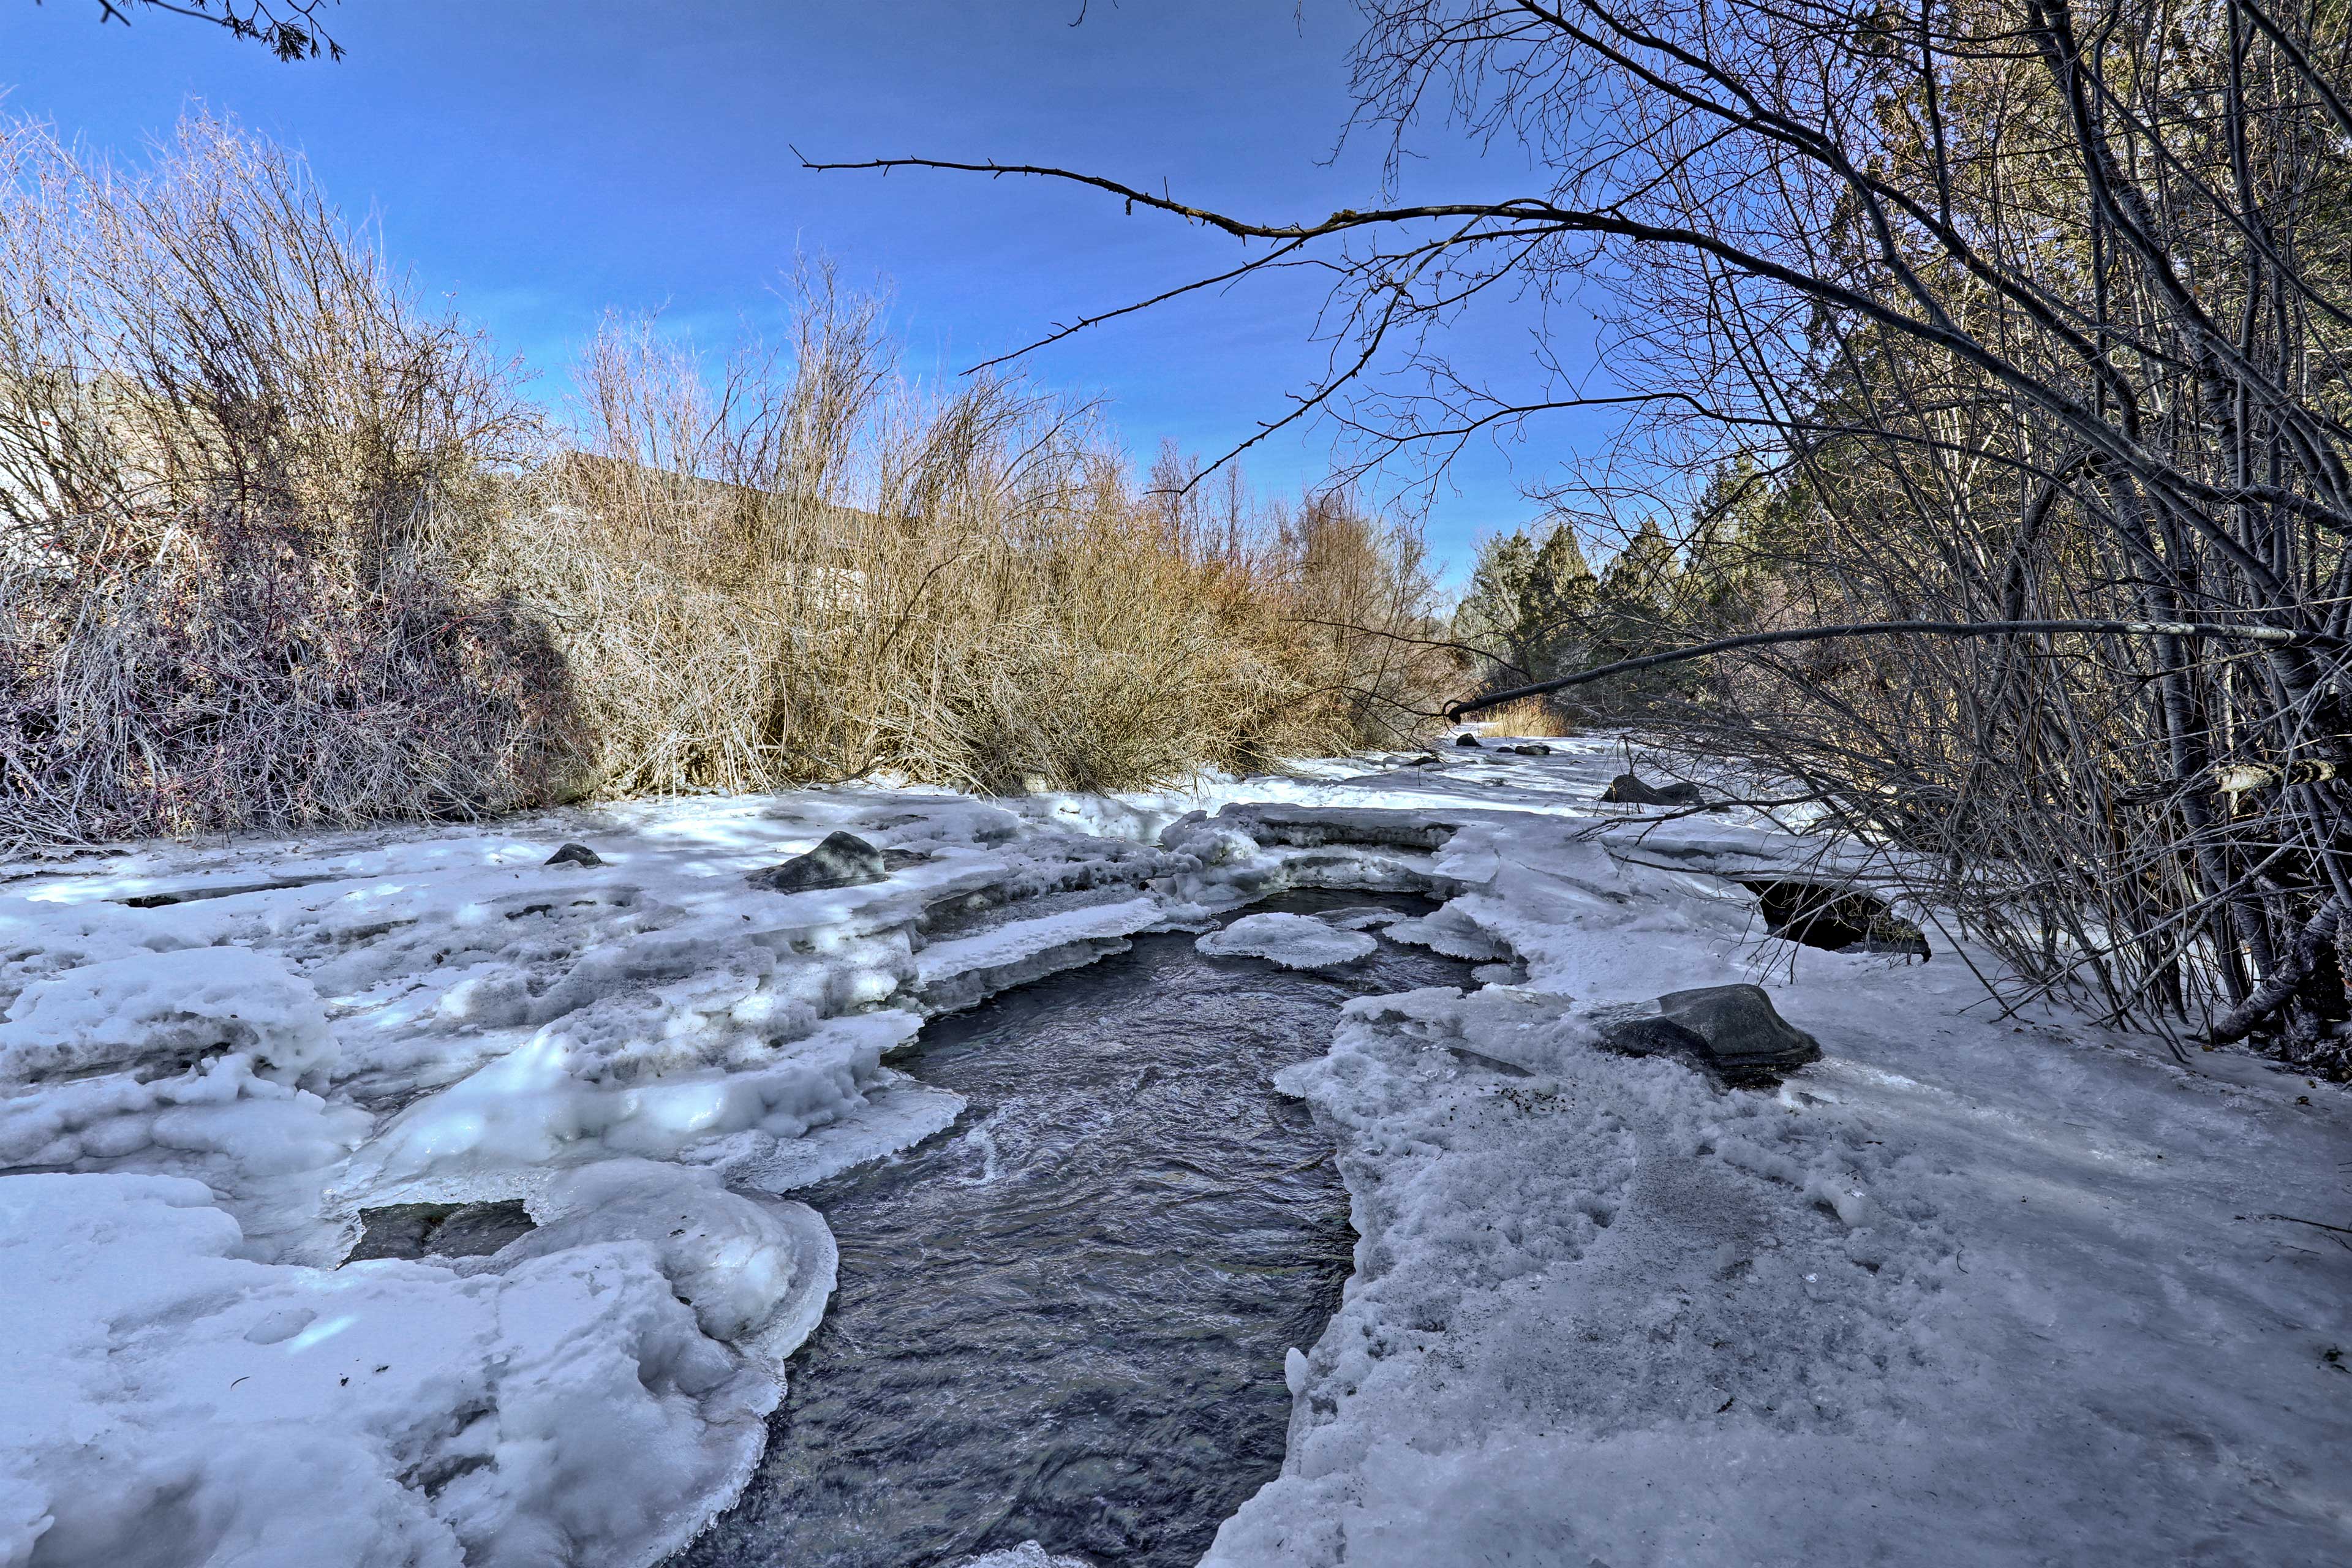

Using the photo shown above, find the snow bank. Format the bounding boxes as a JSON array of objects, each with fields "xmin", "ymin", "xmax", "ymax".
[
  {"xmin": 339, "ymin": 1009, "xmax": 927, "ymax": 1209},
  {"xmin": 0, "ymin": 1053, "xmax": 369, "ymax": 1264},
  {"xmin": 1183, "ymin": 748, "xmax": 2352, "ymax": 1566},
  {"xmin": 0, "ymin": 946, "xmax": 334, "ymax": 1087},
  {"xmin": 0, "ymin": 1171, "xmax": 782, "ymax": 1568},
  {"xmin": 2, "ymin": 738, "xmax": 2345, "ymax": 1565},
  {"xmin": 1210, "ymin": 971, "xmax": 2352, "ymax": 1562},
  {"xmin": 0, "ymin": 787, "xmax": 1218, "ymax": 1564}
]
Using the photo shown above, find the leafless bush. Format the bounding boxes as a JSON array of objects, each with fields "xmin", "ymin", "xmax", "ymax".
[
  {"xmin": 0, "ymin": 113, "xmax": 1453, "ymax": 850},
  {"xmin": 509, "ymin": 273, "xmax": 1450, "ymax": 797},
  {"xmin": 0, "ymin": 111, "xmax": 580, "ymax": 848}
]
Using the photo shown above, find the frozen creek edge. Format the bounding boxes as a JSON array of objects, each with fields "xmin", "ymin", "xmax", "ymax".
[
  {"xmin": 0, "ymin": 777, "xmax": 1511, "ymax": 1568},
  {"xmin": 5, "ymin": 744, "xmax": 2348, "ymax": 1568}
]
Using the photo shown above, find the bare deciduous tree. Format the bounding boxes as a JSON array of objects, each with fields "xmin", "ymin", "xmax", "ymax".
[{"xmin": 816, "ymin": 0, "xmax": 2352, "ymax": 1065}]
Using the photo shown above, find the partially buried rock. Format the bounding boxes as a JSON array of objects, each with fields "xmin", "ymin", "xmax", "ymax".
[
  {"xmin": 1600, "ymin": 772, "xmax": 1705, "ymax": 807},
  {"xmin": 1455, "ymin": 732, "xmax": 1484, "ymax": 748},
  {"xmin": 1596, "ymin": 982, "xmax": 1822, "ymax": 1086},
  {"xmin": 344, "ymin": 1200, "xmax": 537, "ymax": 1264},
  {"xmin": 544, "ymin": 842, "xmax": 602, "ymax": 867},
  {"xmin": 746, "ymin": 830, "xmax": 889, "ymax": 893},
  {"xmin": 1510, "ymin": 742, "xmax": 1554, "ymax": 756}
]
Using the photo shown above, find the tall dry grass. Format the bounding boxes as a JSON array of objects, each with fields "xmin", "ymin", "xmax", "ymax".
[
  {"xmin": 502, "ymin": 271, "xmax": 1452, "ymax": 795},
  {"xmin": 0, "ymin": 115, "xmax": 1452, "ymax": 847},
  {"xmin": 1473, "ymin": 696, "xmax": 1574, "ymax": 738}
]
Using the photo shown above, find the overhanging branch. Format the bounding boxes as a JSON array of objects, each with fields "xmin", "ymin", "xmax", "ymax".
[{"xmin": 1446, "ymin": 620, "xmax": 2351, "ymax": 719}]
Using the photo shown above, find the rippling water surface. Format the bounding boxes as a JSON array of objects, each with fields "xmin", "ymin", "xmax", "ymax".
[{"xmin": 674, "ymin": 890, "xmax": 1477, "ymax": 1568}]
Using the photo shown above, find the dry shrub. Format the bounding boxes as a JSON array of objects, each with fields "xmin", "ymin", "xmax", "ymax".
[
  {"xmin": 0, "ymin": 112, "xmax": 581, "ymax": 847},
  {"xmin": 1278, "ymin": 490, "xmax": 1457, "ymax": 754},
  {"xmin": 505, "ymin": 275, "xmax": 1450, "ymax": 797}
]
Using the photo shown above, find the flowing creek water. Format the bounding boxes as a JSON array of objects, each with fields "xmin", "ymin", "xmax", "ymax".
[{"xmin": 674, "ymin": 890, "xmax": 1480, "ymax": 1568}]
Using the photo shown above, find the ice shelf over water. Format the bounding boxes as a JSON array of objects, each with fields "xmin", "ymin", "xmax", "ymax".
[
  {"xmin": 1195, "ymin": 911, "xmax": 1379, "ymax": 970},
  {"xmin": 0, "ymin": 741, "xmax": 2346, "ymax": 1566}
]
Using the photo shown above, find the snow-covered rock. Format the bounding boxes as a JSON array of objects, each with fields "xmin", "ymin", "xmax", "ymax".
[
  {"xmin": 0, "ymin": 946, "xmax": 334, "ymax": 1087},
  {"xmin": 495, "ymin": 1158, "xmax": 835, "ymax": 1366},
  {"xmin": 0, "ymin": 1170, "xmax": 780, "ymax": 1568},
  {"xmin": 953, "ymin": 1545, "xmax": 1094, "ymax": 1568},
  {"xmin": 1197, "ymin": 912, "xmax": 1379, "ymax": 970}
]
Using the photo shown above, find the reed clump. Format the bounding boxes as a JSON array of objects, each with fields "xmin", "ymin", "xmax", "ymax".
[{"xmin": 1474, "ymin": 696, "xmax": 1575, "ymax": 739}]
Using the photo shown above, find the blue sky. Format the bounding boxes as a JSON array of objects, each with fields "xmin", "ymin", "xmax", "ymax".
[{"xmin": 0, "ymin": 1, "xmax": 1617, "ymax": 581}]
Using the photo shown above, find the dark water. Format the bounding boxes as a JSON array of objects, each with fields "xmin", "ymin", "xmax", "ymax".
[{"xmin": 675, "ymin": 890, "xmax": 1477, "ymax": 1568}]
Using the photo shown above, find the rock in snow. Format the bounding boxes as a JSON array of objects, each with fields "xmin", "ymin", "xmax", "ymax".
[
  {"xmin": 744, "ymin": 830, "xmax": 888, "ymax": 893},
  {"xmin": 543, "ymin": 842, "xmax": 603, "ymax": 867},
  {"xmin": 1743, "ymin": 876, "xmax": 1932, "ymax": 958},
  {"xmin": 1597, "ymin": 982, "xmax": 1825, "ymax": 1084},
  {"xmin": 1600, "ymin": 770, "xmax": 1706, "ymax": 806},
  {"xmin": 1196, "ymin": 911, "xmax": 1381, "ymax": 970},
  {"xmin": 346, "ymin": 1200, "xmax": 538, "ymax": 1263}
]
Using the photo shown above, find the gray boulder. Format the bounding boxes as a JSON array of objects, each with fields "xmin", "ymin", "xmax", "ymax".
[
  {"xmin": 1510, "ymin": 742, "xmax": 1554, "ymax": 756},
  {"xmin": 746, "ymin": 830, "xmax": 889, "ymax": 893},
  {"xmin": 545, "ymin": 842, "xmax": 603, "ymax": 867},
  {"xmin": 1455, "ymin": 733, "xmax": 1484, "ymax": 748},
  {"xmin": 1600, "ymin": 772, "xmax": 1705, "ymax": 807},
  {"xmin": 1596, "ymin": 983, "xmax": 1822, "ymax": 1085},
  {"xmin": 1597, "ymin": 1014, "xmax": 1712, "ymax": 1060}
]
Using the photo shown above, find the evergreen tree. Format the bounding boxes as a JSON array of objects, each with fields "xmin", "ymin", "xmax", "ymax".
[
  {"xmin": 1592, "ymin": 518, "xmax": 1681, "ymax": 663},
  {"xmin": 1452, "ymin": 523, "xmax": 1598, "ymax": 684}
]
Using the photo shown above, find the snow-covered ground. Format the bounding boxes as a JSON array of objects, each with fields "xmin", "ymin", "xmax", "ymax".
[{"xmin": 1, "ymin": 737, "xmax": 2345, "ymax": 1566}]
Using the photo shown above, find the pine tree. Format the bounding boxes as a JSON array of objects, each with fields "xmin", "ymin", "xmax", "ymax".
[{"xmin": 1452, "ymin": 523, "xmax": 1598, "ymax": 683}]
